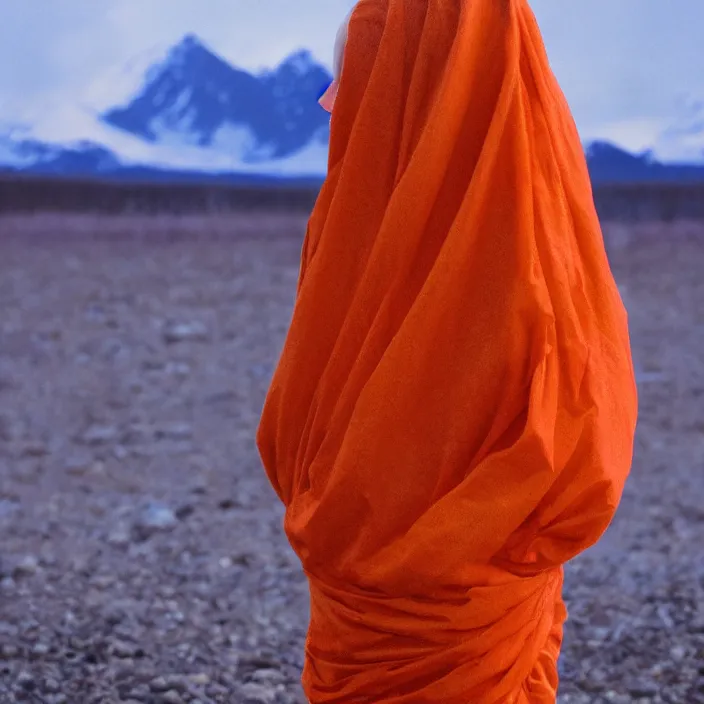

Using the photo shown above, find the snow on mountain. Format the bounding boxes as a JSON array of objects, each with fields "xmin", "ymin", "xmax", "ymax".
[
  {"xmin": 0, "ymin": 35, "xmax": 333, "ymax": 179},
  {"xmin": 1, "ymin": 33, "xmax": 704, "ymax": 183},
  {"xmin": 0, "ymin": 131, "xmax": 29, "ymax": 168},
  {"xmin": 102, "ymin": 35, "xmax": 331, "ymax": 164}
]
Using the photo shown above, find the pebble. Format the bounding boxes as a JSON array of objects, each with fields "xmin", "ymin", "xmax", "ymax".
[
  {"xmin": 162, "ymin": 321, "xmax": 209, "ymax": 344},
  {"xmin": 0, "ymin": 228, "xmax": 701, "ymax": 704},
  {"xmin": 17, "ymin": 670, "xmax": 35, "ymax": 690},
  {"xmin": 165, "ymin": 361, "xmax": 191, "ymax": 376},
  {"xmin": 111, "ymin": 639, "xmax": 138, "ymax": 658},
  {"xmin": 128, "ymin": 684, "xmax": 151, "ymax": 699},
  {"xmin": 2, "ymin": 644, "xmax": 19, "ymax": 658},
  {"xmin": 240, "ymin": 682, "xmax": 277, "ymax": 703},
  {"xmin": 189, "ymin": 673, "xmax": 211, "ymax": 686},
  {"xmin": 46, "ymin": 695, "xmax": 68, "ymax": 704},
  {"xmin": 155, "ymin": 422, "xmax": 193, "ymax": 441},
  {"xmin": 150, "ymin": 676, "xmax": 169, "ymax": 692},
  {"xmin": 251, "ymin": 668, "xmax": 285, "ymax": 685},
  {"xmin": 22, "ymin": 440, "xmax": 48, "ymax": 457},
  {"xmin": 107, "ymin": 523, "xmax": 133, "ymax": 547},
  {"xmin": 44, "ymin": 678, "xmax": 61, "ymax": 692},
  {"xmin": 64, "ymin": 453, "xmax": 94, "ymax": 476},
  {"xmin": 630, "ymin": 685, "xmax": 660, "ymax": 699},
  {"xmin": 14, "ymin": 554, "xmax": 39, "ymax": 577},
  {"xmin": 670, "ymin": 644, "xmax": 687, "ymax": 661},
  {"xmin": 137, "ymin": 503, "xmax": 178, "ymax": 533},
  {"xmin": 81, "ymin": 424, "xmax": 119, "ymax": 445}
]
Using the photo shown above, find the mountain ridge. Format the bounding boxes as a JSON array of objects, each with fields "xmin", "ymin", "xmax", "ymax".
[
  {"xmin": 1, "ymin": 34, "xmax": 703, "ymax": 185},
  {"xmin": 102, "ymin": 35, "xmax": 330, "ymax": 163}
]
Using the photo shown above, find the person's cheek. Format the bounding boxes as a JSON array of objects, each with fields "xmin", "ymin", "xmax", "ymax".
[{"xmin": 319, "ymin": 80, "xmax": 338, "ymax": 113}]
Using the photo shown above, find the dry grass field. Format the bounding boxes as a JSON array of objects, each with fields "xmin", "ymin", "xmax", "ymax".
[{"xmin": 0, "ymin": 214, "xmax": 702, "ymax": 704}]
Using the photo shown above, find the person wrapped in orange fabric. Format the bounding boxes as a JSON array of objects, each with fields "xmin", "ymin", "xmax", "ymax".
[{"xmin": 257, "ymin": 0, "xmax": 638, "ymax": 701}]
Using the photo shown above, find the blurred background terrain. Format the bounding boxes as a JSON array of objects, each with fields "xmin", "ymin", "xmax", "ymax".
[{"xmin": 1, "ymin": 2, "xmax": 703, "ymax": 703}]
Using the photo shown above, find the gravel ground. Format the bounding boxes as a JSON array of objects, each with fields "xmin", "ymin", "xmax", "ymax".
[{"xmin": 0, "ymin": 215, "xmax": 702, "ymax": 704}]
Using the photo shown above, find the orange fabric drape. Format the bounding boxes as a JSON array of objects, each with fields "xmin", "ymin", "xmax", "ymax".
[{"xmin": 256, "ymin": 0, "xmax": 638, "ymax": 702}]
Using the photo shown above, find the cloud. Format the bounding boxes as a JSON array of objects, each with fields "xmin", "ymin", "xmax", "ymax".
[
  {"xmin": 530, "ymin": 0, "xmax": 703, "ymax": 135},
  {"xmin": 0, "ymin": 0, "xmax": 701, "ymax": 147}
]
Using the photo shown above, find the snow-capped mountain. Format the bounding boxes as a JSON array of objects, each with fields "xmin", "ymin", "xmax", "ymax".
[
  {"xmin": 586, "ymin": 141, "xmax": 704, "ymax": 184},
  {"xmin": 103, "ymin": 35, "xmax": 331, "ymax": 162},
  {"xmin": 1, "ymin": 34, "xmax": 704, "ymax": 184},
  {"xmin": 0, "ymin": 35, "xmax": 333, "ymax": 180}
]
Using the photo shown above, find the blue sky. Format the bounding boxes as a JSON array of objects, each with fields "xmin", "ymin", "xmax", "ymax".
[{"xmin": 0, "ymin": 1, "xmax": 701, "ymax": 153}]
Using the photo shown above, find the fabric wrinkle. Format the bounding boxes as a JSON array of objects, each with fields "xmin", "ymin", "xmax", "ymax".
[{"xmin": 257, "ymin": 0, "xmax": 638, "ymax": 701}]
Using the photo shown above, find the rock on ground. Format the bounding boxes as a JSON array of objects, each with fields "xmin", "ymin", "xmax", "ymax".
[{"xmin": 0, "ymin": 215, "xmax": 702, "ymax": 703}]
